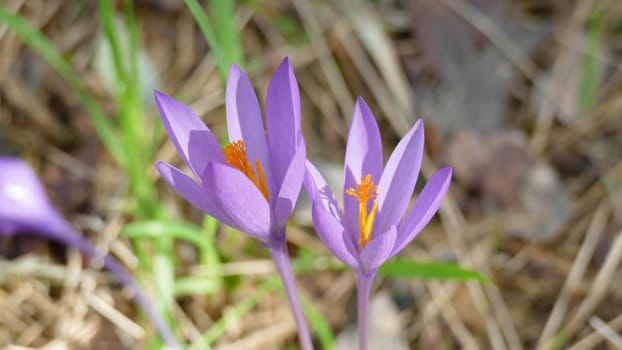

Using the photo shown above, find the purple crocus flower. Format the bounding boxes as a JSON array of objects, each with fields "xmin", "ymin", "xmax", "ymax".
[
  {"xmin": 154, "ymin": 58, "xmax": 312, "ymax": 350},
  {"xmin": 0, "ymin": 156, "xmax": 180, "ymax": 349},
  {"xmin": 304, "ymin": 98, "xmax": 452, "ymax": 350}
]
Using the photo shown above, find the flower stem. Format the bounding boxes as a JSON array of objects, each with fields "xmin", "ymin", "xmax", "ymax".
[
  {"xmin": 47, "ymin": 217, "xmax": 181, "ymax": 350},
  {"xmin": 267, "ymin": 236, "xmax": 313, "ymax": 350},
  {"xmin": 101, "ymin": 252, "xmax": 181, "ymax": 349},
  {"xmin": 356, "ymin": 270, "xmax": 376, "ymax": 350}
]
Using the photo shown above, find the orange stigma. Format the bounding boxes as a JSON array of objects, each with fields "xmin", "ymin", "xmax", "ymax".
[
  {"xmin": 345, "ymin": 174, "xmax": 379, "ymax": 247},
  {"xmin": 222, "ymin": 140, "xmax": 270, "ymax": 201}
]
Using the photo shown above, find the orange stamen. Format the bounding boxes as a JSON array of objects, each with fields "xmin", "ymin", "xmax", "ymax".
[
  {"xmin": 222, "ymin": 140, "xmax": 270, "ymax": 201},
  {"xmin": 345, "ymin": 174, "xmax": 379, "ymax": 247}
]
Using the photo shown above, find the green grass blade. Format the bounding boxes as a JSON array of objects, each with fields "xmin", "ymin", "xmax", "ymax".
[
  {"xmin": 98, "ymin": 0, "xmax": 127, "ymax": 88},
  {"xmin": 154, "ymin": 245, "xmax": 176, "ymax": 317},
  {"xmin": 211, "ymin": 0, "xmax": 244, "ymax": 68},
  {"xmin": 123, "ymin": 219, "xmax": 223, "ymax": 285},
  {"xmin": 184, "ymin": 0, "xmax": 226, "ymax": 78},
  {"xmin": 301, "ymin": 294, "xmax": 334, "ymax": 349},
  {"xmin": 99, "ymin": 0, "xmax": 153, "ymax": 213},
  {"xmin": 174, "ymin": 276, "xmax": 221, "ymax": 296},
  {"xmin": 122, "ymin": 220, "xmax": 208, "ymax": 249},
  {"xmin": 579, "ymin": 7, "xmax": 606, "ymax": 112},
  {"xmin": 379, "ymin": 259, "xmax": 490, "ymax": 282},
  {"xmin": 185, "ymin": 0, "xmax": 244, "ymax": 80},
  {"xmin": 0, "ymin": 4, "xmax": 125, "ymax": 166},
  {"xmin": 189, "ymin": 278, "xmax": 281, "ymax": 350},
  {"xmin": 200, "ymin": 215, "xmax": 223, "ymax": 285},
  {"xmin": 123, "ymin": 0, "xmax": 140, "ymax": 89}
]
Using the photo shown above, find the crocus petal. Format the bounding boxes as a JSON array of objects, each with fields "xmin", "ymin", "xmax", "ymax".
[
  {"xmin": 266, "ymin": 57, "xmax": 303, "ymax": 188},
  {"xmin": 154, "ymin": 91, "xmax": 224, "ymax": 178},
  {"xmin": 202, "ymin": 162, "xmax": 272, "ymax": 240},
  {"xmin": 303, "ymin": 160, "xmax": 325, "ymax": 202},
  {"xmin": 0, "ymin": 157, "xmax": 65, "ymax": 238},
  {"xmin": 0, "ymin": 157, "xmax": 54, "ymax": 222},
  {"xmin": 304, "ymin": 160, "xmax": 343, "ymax": 220},
  {"xmin": 311, "ymin": 200, "xmax": 359, "ymax": 268},
  {"xmin": 0, "ymin": 221, "xmax": 16, "ymax": 236},
  {"xmin": 392, "ymin": 167, "xmax": 452, "ymax": 257},
  {"xmin": 359, "ymin": 225, "xmax": 397, "ymax": 273},
  {"xmin": 225, "ymin": 65, "xmax": 273, "ymax": 194},
  {"xmin": 156, "ymin": 161, "xmax": 236, "ymax": 227},
  {"xmin": 343, "ymin": 97, "xmax": 383, "ymax": 234},
  {"xmin": 375, "ymin": 119, "xmax": 424, "ymax": 233},
  {"xmin": 273, "ymin": 139, "xmax": 306, "ymax": 229}
]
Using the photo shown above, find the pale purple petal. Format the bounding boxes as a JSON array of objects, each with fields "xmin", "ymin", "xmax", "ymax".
[
  {"xmin": 304, "ymin": 160, "xmax": 343, "ymax": 221},
  {"xmin": 0, "ymin": 157, "xmax": 54, "ymax": 223},
  {"xmin": 304, "ymin": 160, "xmax": 359, "ymax": 261},
  {"xmin": 273, "ymin": 139, "xmax": 306, "ymax": 229},
  {"xmin": 225, "ymin": 65, "xmax": 273, "ymax": 195},
  {"xmin": 311, "ymin": 200, "xmax": 359, "ymax": 268},
  {"xmin": 1, "ymin": 158, "xmax": 181, "ymax": 349},
  {"xmin": 375, "ymin": 119, "xmax": 424, "ymax": 233},
  {"xmin": 202, "ymin": 162, "xmax": 272, "ymax": 240},
  {"xmin": 266, "ymin": 57, "xmax": 303, "ymax": 188},
  {"xmin": 303, "ymin": 160, "xmax": 325, "ymax": 202},
  {"xmin": 343, "ymin": 97, "xmax": 383, "ymax": 235},
  {"xmin": 0, "ymin": 157, "xmax": 65, "ymax": 238},
  {"xmin": 0, "ymin": 220, "xmax": 16, "ymax": 236},
  {"xmin": 392, "ymin": 167, "xmax": 452, "ymax": 257},
  {"xmin": 156, "ymin": 161, "xmax": 236, "ymax": 227},
  {"xmin": 359, "ymin": 225, "xmax": 397, "ymax": 273},
  {"xmin": 154, "ymin": 91, "xmax": 224, "ymax": 178}
]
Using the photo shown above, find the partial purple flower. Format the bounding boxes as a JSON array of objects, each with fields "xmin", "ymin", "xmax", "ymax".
[
  {"xmin": 0, "ymin": 156, "xmax": 66, "ymax": 238},
  {"xmin": 304, "ymin": 97, "xmax": 452, "ymax": 349},
  {"xmin": 154, "ymin": 58, "xmax": 312, "ymax": 350},
  {"xmin": 0, "ymin": 156, "xmax": 180, "ymax": 349}
]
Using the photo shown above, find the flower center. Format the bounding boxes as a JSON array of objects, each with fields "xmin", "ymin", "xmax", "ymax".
[
  {"xmin": 222, "ymin": 140, "xmax": 270, "ymax": 201},
  {"xmin": 345, "ymin": 174, "xmax": 378, "ymax": 247}
]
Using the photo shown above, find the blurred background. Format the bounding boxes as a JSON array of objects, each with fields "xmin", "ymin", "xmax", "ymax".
[{"xmin": 1, "ymin": 0, "xmax": 622, "ymax": 349}]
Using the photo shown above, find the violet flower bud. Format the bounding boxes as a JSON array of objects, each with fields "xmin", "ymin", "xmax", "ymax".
[{"xmin": 0, "ymin": 156, "xmax": 180, "ymax": 349}]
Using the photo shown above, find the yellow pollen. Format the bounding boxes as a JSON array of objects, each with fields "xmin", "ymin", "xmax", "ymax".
[
  {"xmin": 222, "ymin": 140, "xmax": 270, "ymax": 201},
  {"xmin": 345, "ymin": 174, "xmax": 379, "ymax": 247}
]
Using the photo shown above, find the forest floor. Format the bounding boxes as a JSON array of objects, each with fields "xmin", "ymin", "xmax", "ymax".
[{"xmin": 1, "ymin": 0, "xmax": 622, "ymax": 349}]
